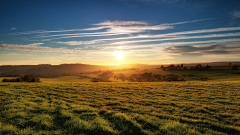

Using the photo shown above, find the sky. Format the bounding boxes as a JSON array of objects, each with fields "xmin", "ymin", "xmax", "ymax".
[{"xmin": 0, "ymin": 0, "xmax": 240, "ymax": 65}]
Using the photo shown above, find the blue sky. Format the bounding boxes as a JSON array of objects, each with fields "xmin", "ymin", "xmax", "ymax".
[{"xmin": 0, "ymin": 0, "xmax": 240, "ymax": 65}]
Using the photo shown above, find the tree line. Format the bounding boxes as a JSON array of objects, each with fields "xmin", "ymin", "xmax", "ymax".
[{"xmin": 2, "ymin": 75, "xmax": 40, "ymax": 82}]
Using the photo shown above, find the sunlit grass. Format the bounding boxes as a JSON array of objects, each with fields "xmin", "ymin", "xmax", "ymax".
[{"xmin": 1, "ymin": 80, "xmax": 240, "ymax": 134}]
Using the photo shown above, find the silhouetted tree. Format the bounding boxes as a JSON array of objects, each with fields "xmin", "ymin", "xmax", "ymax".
[
  {"xmin": 205, "ymin": 64, "xmax": 211, "ymax": 70},
  {"xmin": 2, "ymin": 74, "xmax": 40, "ymax": 82},
  {"xmin": 232, "ymin": 65, "xmax": 239, "ymax": 70},
  {"xmin": 2, "ymin": 79, "xmax": 9, "ymax": 82}
]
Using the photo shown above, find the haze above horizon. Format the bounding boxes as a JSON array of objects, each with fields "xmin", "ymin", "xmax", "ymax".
[{"xmin": 0, "ymin": 0, "xmax": 240, "ymax": 65}]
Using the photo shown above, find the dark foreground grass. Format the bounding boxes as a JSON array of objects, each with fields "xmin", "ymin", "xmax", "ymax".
[{"xmin": 0, "ymin": 81, "xmax": 240, "ymax": 134}]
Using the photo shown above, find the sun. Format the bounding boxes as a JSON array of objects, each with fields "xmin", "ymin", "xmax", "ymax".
[{"xmin": 113, "ymin": 51, "xmax": 124, "ymax": 61}]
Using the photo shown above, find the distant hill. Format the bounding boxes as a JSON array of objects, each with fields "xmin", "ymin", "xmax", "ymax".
[
  {"xmin": 0, "ymin": 64, "xmax": 107, "ymax": 74},
  {"xmin": 0, "ymin": 62, "xmax": 239, "ymax": 75}
]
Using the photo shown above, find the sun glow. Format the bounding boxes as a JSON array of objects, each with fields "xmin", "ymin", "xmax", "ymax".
[{"xmin": 113, "ymin": 51, "xmax": 124, "ymax": 61}]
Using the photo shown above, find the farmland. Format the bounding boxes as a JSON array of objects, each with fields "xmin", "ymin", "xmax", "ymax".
[{"xmin": 1, "ymin": 65, "xmax": 240, "ymax": 134}]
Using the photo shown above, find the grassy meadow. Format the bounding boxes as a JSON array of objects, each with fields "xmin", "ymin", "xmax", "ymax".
[{"xmin": 1, "ymin": 68, "xmax": 240, "ymax": 134}]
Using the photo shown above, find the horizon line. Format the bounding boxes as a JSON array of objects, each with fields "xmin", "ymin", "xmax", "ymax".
[{"xmin": 1, "ymin": 61, "xmax": 240, "ymax": 66}]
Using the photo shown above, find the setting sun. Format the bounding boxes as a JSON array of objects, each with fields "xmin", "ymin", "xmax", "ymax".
[{"xmin": 113, "ymin": 51, "xmax": 124, "ymax": 61}]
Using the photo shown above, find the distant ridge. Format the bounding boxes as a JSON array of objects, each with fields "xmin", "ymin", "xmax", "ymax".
[{"xmin": 0, "ymin": 62, "xmax": 239, "ymax": 75}]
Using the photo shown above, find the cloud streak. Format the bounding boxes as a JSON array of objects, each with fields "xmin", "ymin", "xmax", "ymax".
[
  {"xmin": 56, "ymin": 41, "xmax": 101, "ymax": 45},
  {"xmin": 0, "ymin": 43, "xmax": 75, "ymax": 53},
  {"xmin": 163, "ymin": 44, "xmax": 240, "ymax": 55},
  {"xmin": 52, "ymin": 26, "xmax": 240, "ymax": 44},
  {"xmin": 10, "ymin": 27, "xmax": 110, "ymax": 35},
  {"xmin": 98, "ymin": 38, "xmax": 240, "ymax": 49},
  {"xmin": 232, "ymin": 11, "xmax": 240, "ymax": 19},
  {"xmin": 94, "ymin": 20, "xmax": 148, "ymax": 26},
  {"xmin": 11, "ymin": 19, "xmax": 212, "ymax": 38},
  {"xmin": 10, "ymin": 27, "xmax": 17, "ymax": 30},
  {"xmin": 163, "ymin": 18, "xmax": 216, "ymax": 26},
  {"xmin": 111, "ymin": 32, "xmax": 240, "ymax": 44}
]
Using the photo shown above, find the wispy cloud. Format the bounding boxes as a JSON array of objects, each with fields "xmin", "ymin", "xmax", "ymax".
[
  {"xmin": 111, "ymin": 32, "xmax": 240, "ymax": 44},
  {"xmin": 94, "ymin": 20, "xmax": 148, "ymax": 26},
  {"xmin": 32, "ymin": 19, "xmax": 216, "ymax": 40},
  {"xmin": 232, "ymin": 11, "xmax": 240, "ymax": 19},
  {"xmin": 228, "ymin": 11, "xmax": 240, "ymax": 26},
  {"xmin": 10, "ymin": 29, "xmax": 82, "ymax": 35},
  {"xmin": 81, "ymin": 26, "xmax": 111, "ymax": 31},
  {"xmin": 99, "ymin": 38, "xmax": 240, "ymax": 49},
  {"xmin": 10, "ymin": 27, "xmax": 17, "ymax": 30},
  {"xmin": 50, "ymin": 26, "xmax": 240, "ymax": 44},
  {"xmin": 10, "ymin": 27, "xmax": 108, "ymax": 35},
  {"xmin": 35, "ymin": 31, "xmax": 142, "ymax": 39},
  {"xmin": 163, "ymin": 18, "xmax": 215, "ymax": 26},
  {"xmin": 10, "ymin": 19, "xmax": 214, "ymax": 43},
  {"xmin": 27, "ymin": 43, "xmax": 44, "ymax": 46},
  {"xmin": 112, "ymin": 26, "xmax": 240, "ymax": 42},
  {"xmin": 0, "ymin": 43, "xmax": 75, "ymax": 53},
  {"xmin": 106, "ymin": 25, "xmax": 173, "ymax": 33},
  {"xmin": 56, "ymin": 41, "xmax": 101, "ymax": 45},
  {"xmin": 7, "ymin": 19, "xmax": 240, "ymax": 60},
  {"xmin": 163, "ymin": 44, "xmax": 240, "ymax": 56},
  {"xmin": 86, "ymin": 20, "xmax": 174, "ymax": 37}
]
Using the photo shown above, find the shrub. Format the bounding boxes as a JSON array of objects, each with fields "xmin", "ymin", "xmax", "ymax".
[
  {"xmin": 20, "ymin": 75, "xmax": 40, "ymax": 82},
  {"xmin": 166, "ymin": 76, "xmax": 178, "ymax": 81},
  {"xmin": 200, "ymin": 77, "xmax": 208, "ymax": 81},
  {"xmin": 2, "ymin": 79, "xmax": 9, "ymax": 82},
  {"xmin": 10, "ymin": 79, "xmax": 17, "ymax": 82}
]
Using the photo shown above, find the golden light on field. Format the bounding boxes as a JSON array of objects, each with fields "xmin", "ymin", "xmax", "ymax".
[{"xmin": 112, "ymin": 51, "xmax": 124, "ymax": 61}]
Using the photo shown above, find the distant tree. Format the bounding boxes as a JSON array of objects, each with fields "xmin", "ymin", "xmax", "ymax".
[
  {"xmin": 166, "ymin": 75, "xmax": 178, "ymax": 81},
  {"xmin": 232, "ymin": 65, "xmax": 239, "ymax": 70},
  {"xmin": 195, "ymin": 64, "xmax": 202, "ymax": 70},
  {"xmin": 205, "ymin": 64, "xmax": 211, "ymax": 70},
  {"xmin": 22, "ymin": 75, "xmax": 30, "ymax": 82},
  {"xmin": 229, "ymin": 63, "xmax": 231, "ymax": 65},
  {"xmin": 142, "ymin": 72, "xmax": 152, "ymax": 79},
  {"xmin": 2, "ymin": 74, "xmax": 40, "ymax": 82},
  {"xmin": 15, "ymin": 78, "xmax": 21, "ymax": 82},
  {"xmin": 153, "ymin": 74, "xmax": 161, "ymax": 80}
]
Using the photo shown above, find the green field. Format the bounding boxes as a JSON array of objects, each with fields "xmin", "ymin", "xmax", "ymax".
[{"xmin": 1, "ymin": 70, "xmax": 240, "ymax": 134}]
